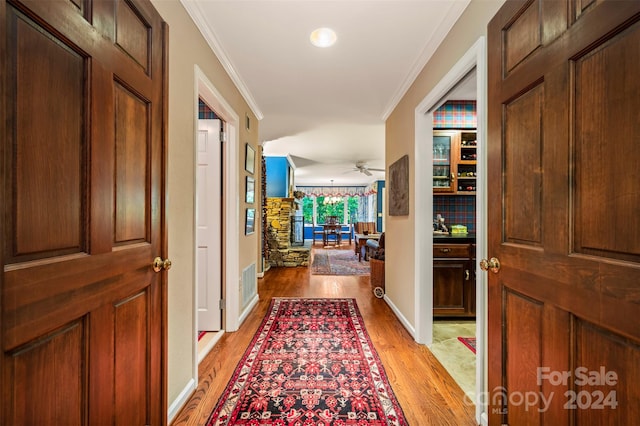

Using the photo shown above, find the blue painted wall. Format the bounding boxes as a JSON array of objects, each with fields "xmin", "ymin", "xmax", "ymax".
[
  {"xmin": 265, "ymin": 157, "xmax": 290, "ymax": 197},
  {"xmin": 376, "ymin": 180, "xmax": 385, "ymax": 232},
  {"xmin": 303, "ymin": 224, "xmax": 352, "ymax": 242}
]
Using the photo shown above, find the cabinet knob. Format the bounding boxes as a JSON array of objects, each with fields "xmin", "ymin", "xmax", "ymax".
[
  {"xmin": 480, "ymin": 257, "xmax": 500, "ymax": 274},
  {"xmin": 465, "ymin": 270, "xmax": 470, "ymax": 280}
]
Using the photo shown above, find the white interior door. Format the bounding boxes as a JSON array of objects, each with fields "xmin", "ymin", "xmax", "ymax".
[{"xmin": 197, "ymin": 119, "xmax": 222, "ymax": 331}]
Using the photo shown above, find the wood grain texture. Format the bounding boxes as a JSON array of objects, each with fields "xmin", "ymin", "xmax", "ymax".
[
  {"xmin": 1, "ymin": 0, "xmax": 167, "ymax": 423},
  {"xmin": 488, "ymin": 2, "xmax": 640, "ymax": 424},
  {"xmin": 171, "ymin": 258, "xmax": 476, "ymax": 425},
  {"xmin": 504, "ymin": 84, "xmax": 543, "ymax": 246},
  {"xmin": 11, "ymin": 10, "xmax": 85, "ymax": 260}
]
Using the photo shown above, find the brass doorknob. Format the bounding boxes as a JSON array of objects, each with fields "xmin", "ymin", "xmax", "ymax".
[
  {"xmin": 479, "ymin": 257, "xmax": 500, "ymax": 273},
  {"xmin": 153, "ymin": 257, "xmax": 172, "ymax": 272}
]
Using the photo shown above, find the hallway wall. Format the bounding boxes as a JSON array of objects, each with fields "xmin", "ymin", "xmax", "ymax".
[
  {"xmin": 150, "ymin": 0, "xmax": 260, "ymax": 414},
  {"xmin": 384, "ymin": 0, "xmax": 504, "ymax": 329}
]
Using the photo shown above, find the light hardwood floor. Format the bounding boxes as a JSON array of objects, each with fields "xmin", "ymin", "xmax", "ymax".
[{"xmin": 171, "ymin": 248, "xmax": 477, "ymax": 425}]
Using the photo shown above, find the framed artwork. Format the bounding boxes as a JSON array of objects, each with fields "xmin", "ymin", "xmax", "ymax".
[
  {"xmin": 245, "ymin": 143, "xmax": 255, "ymax": 174},
  {"xmin": 389, "ymin": 154, "xmax": 409, "ymax": 216},
  {"xmin": 245, "ymin": 176, "xmax": 255, "ymax": 204},
  {"xmin": 245, "ymin": 208, "xmax": 255, "ymax": 235}
]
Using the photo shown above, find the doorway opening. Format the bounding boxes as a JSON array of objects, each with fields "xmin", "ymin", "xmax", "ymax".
[
  {"xmin": 196, "ymin": 99, "xmax": 225, "ymax": 362},
  {"xmin": 193, "ymin": 66, "xmax": 241, "ymax": 379},
  {"xmin": 414, "ymin": 37, "xmax": 488, "ymax": 425}
]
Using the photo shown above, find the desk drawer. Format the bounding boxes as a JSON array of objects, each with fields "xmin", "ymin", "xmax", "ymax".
[{"xmin": 433, "ymin": 244, "xmax": 469, "ymax": 258}]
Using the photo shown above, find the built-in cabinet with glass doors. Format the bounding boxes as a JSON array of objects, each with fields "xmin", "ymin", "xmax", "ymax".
[{"xmin": 433, "ymin": 130, "xmax": 477, "ymax": 194}]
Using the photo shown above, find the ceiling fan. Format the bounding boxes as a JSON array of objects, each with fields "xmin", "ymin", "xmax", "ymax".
[{"xmin": 354, "ymin": 161, "xmax": 384, "ymax": 176}]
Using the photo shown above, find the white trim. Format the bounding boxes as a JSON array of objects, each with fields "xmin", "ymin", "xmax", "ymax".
[
  {"xmin": 413, "ymin": 37, "xmax": 488, "ymax": 425},
  {"xmin": 382, "ymin": 0, "xmax": 471, "ymax": 120},
  {"xmin": 197, "ymin": 330, "xmax": 225, "ymax": 364},
  {"xmin": 413, "ymin": 102, "xmax": 433, "ymax": 346},
  {"xmin": 224, "ymin": 123, "xmax": 241, "ymax": 332},
  {"xmin": 474, "ymin": 38, "xmax": 489, "ymax": 426},
  {"xmin": 167, "ymin": 378, "xmax": 196, "ymax": 424},
  {"xmin": 239, "ymin": 294, "xmax": 260, "ymax": 326},
  {"xmin": 383, "ymin": 295, "xmax": 415, "ymax": 339},
  {"xmin": 480, "ymin": 411, "xmax": 489, "ymax": 426},
  {"xmin": 180, "ymin": 0, "xmax": 263, "ymax": 121}
]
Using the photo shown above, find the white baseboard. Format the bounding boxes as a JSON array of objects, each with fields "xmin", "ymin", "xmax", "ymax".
[
  {"xmin": 197, "ymin": 330, "xmax": 225, "ymax": 364},
  {"xmin": 239, "ymin": 294, "xmax": 259, "ymax": 326},
  {"xmin": 383, "ymin": 295, "xmax": 416, "ymax": 339},
  {"xmin": 167, "ymin": 378, "xmax": 196, "ymax": 424}
]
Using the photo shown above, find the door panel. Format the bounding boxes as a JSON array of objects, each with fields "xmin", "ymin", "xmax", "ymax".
[
  {"xmin": 504, "ymin": 85, "xmax": 543, "ymax": 246},
  {"xmin": 1, "ymin": 0, "xmax": 167, "ymax": 423},
  {"xmin": 115, "ymin": 291, "xmax": 150, "ymax": 425},
  {"xmin": 10, "ymin": 8, "xmax": 85, "ymax": 260},
  {"xmin": 114, "ymin": 81, "xmax": 150, "ymax": 244},
  {"xmin": 488, "ymin": 1, "xmax": 640, "ymax": 424},
  {"xmin": 197, "ymin": 119, "xmax": 222, "ymax": 332},
  {"xmin": 504, "ymin": 290, "xmax": 543, "ymax": 424},
  {"xmin": 115, "ymin": 0, "xmax": 151, "ymax": 73},
  {"xmin": 6, "ymin": 321, "xmax": 85, "ymax": 425},
  {"xmin": 574, "ymin": 24, "xmax": 640, "ymax": 261}
]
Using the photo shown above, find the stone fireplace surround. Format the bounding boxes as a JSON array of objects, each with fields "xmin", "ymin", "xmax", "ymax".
[{"xmin": 265, "ymin": 198, "xmax": 310, "ymax": 267}]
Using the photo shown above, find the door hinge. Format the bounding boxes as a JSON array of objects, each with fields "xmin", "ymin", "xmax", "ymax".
[
  {"xmin": 219, "ymin": 298, "xmax": 226, "ymax": 310},
  {"xmin": 220, "ymin": 131, "xmax": 227, "ymax": 143}
]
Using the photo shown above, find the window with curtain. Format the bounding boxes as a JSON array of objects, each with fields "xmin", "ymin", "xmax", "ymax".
[
  {"xmin": 302, "ymin": 196, "xmax": 362, "ymax": 225},
  {"xmin": 298, "ymin": 185, "xmax": 377, "ymax": 226}
]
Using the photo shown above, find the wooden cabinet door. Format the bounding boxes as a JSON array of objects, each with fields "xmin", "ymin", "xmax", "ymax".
[
  {"xmin": 433, "ymin": 258, "xmax": 474, "ymax": 317},
  {"xmin": 433, "ymin": 130, "xmax": 457, "ymax": 193},
  {"xmin": 487, "ymin": 1, "xmax": 640, "ymax": 424},
  {"xmin": 1, "ymin": 0, "xmax": 167, "ymax": 423},
  {"xmin": 433, "ymin": 259, "xmax": 468, "ymax": 316}
]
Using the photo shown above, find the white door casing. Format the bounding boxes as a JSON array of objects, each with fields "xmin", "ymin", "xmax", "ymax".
[{"xmin": 414, "ymin": 37, "xmax": 488, "ymax": 425}]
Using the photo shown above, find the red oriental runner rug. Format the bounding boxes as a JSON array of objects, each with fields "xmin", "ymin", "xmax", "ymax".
[{"xmin": 206, "ymin": 298, "xmax": 407, "ymax": 425}]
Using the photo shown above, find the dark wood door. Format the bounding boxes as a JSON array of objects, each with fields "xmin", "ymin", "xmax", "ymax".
[
  {"xmin": 1, "ymin": 0, "xmax": 167, "ymax": 424},
  {"xmin": 487, "ymin": 1, "xmax": 640, "ymax": 424}
]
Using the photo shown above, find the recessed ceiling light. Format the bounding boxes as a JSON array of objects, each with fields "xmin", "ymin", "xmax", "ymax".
[{"xmin": 310, "ymin": 27, "xmax": 337, "ymax": 48}]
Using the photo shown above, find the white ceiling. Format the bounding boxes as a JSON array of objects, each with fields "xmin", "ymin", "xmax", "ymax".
[{"xmin": 181, "ymin": 0, "xmax": 473, "ymax": 186}]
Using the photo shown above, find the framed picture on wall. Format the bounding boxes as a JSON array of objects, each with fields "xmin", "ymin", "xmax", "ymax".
[
  {"xmin": 245, "ymin": 208, "xmax": 255, "ymax": 235},
  {"xmin": 246, "ymin": 176, "xmax": 255, "ymax": 204},
  {"xmin": 245, "ymin": 143, "xmax": 255, "ymax": 174},
  {"xmin": 389, "ymin": 154, "xmax": 409, "ymax": 216}
]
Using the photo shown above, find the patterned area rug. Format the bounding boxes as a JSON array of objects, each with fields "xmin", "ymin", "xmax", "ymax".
[
  {"xmin": 457, "ymin": 336, "xmax": 476, "ymax": 354},
  {"xmin": 206, "ymin": 298, "xmax": 407, "ymax": 425},
  {"xmin": 311, "ymin": 248, "xmax": 370, "ymax": 275}
]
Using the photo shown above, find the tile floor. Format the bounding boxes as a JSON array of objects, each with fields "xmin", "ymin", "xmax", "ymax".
[{"xmin": 429, "ymin": 320, "xmax": 476, "ymax": 400}]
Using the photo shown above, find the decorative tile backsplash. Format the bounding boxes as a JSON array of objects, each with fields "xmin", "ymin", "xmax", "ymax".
[{"xmin": 433, "ymin": 195, "xmax": 476, "ymax": 233}]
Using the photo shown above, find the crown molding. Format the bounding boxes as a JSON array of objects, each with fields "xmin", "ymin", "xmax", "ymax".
[
  {"xmin": 180, "ymin": 0, "xmax": 264, "ymax": 121},
  {"xmin": 381, "ymin": 0, "xmax": 471, "ymax": 121}
]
